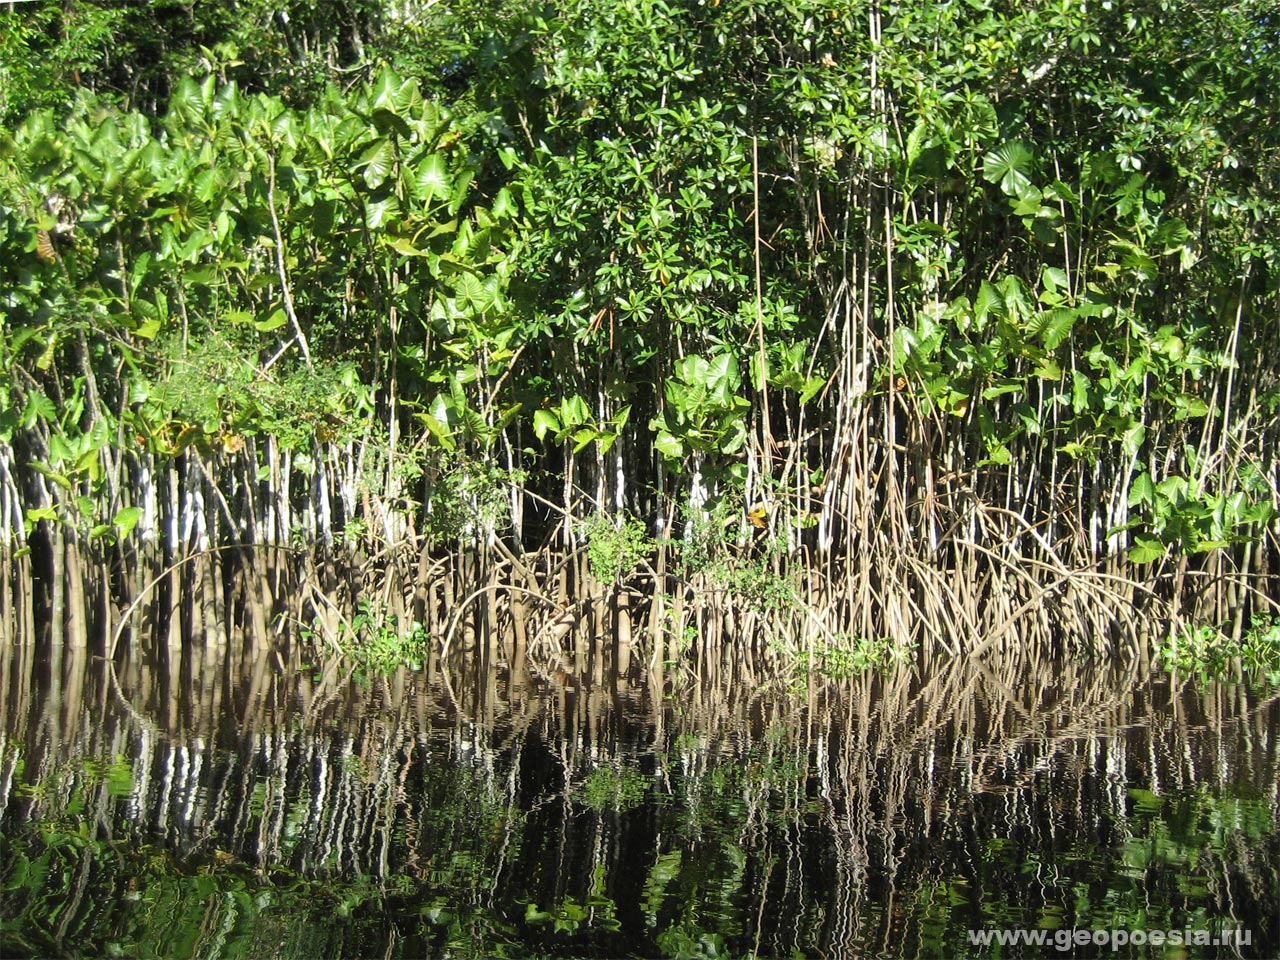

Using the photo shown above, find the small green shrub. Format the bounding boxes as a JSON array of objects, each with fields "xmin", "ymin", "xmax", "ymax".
[
  {"xmin": 1155, "ymin": 616, "xmax": 1280, "ymax": 684},
  {"xmin": 791, "ymin": 634, "xmax": 917, "ymax": 679},
  {"xmin": 424, "ymin": 457, "xmax": 517, "ymax": 546},
  {"xmin": 305, "ymin": 599, "xmax": 429, "ymax": 674},
  {"xmin": 678, "ymin": 496, "xmax": 800, "ymax": 614},
  {"xmin": 581, "ymin": 511, "xmax": 653, "ymax": 582}
]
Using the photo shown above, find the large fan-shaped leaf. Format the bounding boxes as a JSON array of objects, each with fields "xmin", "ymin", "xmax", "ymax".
[
  {"xmin": 178, "ymin": 197, "xmax": 210, "ymax": 232},
  {"xmin": 448, "ymin": 164, "xmax": 475, "ymax": 215},
  {"xmin": 998, "ymin": 275, "xmax": 1032, "ymax": 323},
  {"xmin": 363, "ymin": 194, "xmax": 400, "ymax": 230},
  {"xmin": 983, "ymin": 141, "xmax": 1035, "ymax": 200},
  {"xmin": 1030, "ymin": 307, "xmax": 1077, "ymax": 350},
  {"xmin": 191, "ymin": 166, "xmax": 227, "ymax": 205},
  {"xmin": 393, "ymin": 77, "xmax": 424, "ymax": 120}
]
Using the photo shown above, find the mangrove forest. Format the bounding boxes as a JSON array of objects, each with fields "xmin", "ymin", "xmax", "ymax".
[{"xmin": 2, "ymin": 0, "xmax": 1279, "ymax": 957}]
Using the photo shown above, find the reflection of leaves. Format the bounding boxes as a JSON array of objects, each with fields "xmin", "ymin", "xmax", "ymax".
[
  {"xmin": 524, "ymin": 896, "xmax": 605, "ymax": 935},
  {"xmin": 656, "ymin": 924, "xmax": 727, "ymax": 960},
  {"xmin": 524, "ymin": 902, "xmax": 552, "ymax": 923},
  {"xmin": 1127, "ymin": 787, "xmax": 1164, "ymax": 815},
  {"xmin": 643, "ymin": 851, "xmax": 684, "ymax": 925},
  {"xmin": 576, "ymin": 765, "xmax": 649, "ymax": 812}
]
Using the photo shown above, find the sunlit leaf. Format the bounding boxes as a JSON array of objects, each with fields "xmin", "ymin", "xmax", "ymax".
[
  {"xmin": 415, "ymin": 153, "xmax": 450, "ymax": 204},
  {"xmin": 113, "ymin": 506, "xmax": 145, "ymax": 537},
  {"xmin": 255, "ymin": 308, "xmax": 288, "ymax": 332},
  {"xmin": 1130, "ymin": 538, "xmax": 1166, "ymax": 564},
  {"xmin": 359, "ymin": 138, "xmax": 396, "ymax": 190},
  {"xmin": 533, "ymin": 409, "xmax": 560, "ymax": 441},
  {"xmin": 983, "ymin": 141, "xmax": 1035, "ymax": 199},
  {"xmin": 654, "ymin": 432, "xmax": 684, "ymax": 459},
  {"xmin": 1128, "ymin": 473, "xmax": 1155, "ymax": 507}
]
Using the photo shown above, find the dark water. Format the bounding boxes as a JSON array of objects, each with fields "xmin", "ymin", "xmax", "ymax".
[{"xmin": 1, "ymin": 633, "xmax": 1278, "ymax": 959}]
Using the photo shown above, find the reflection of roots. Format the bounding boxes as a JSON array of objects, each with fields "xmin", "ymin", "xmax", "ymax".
[
  {"xmin": 524, "ymin": 646, "xmax": 579, "ymax": 688},
  {"xmin": 7, "ymin": 616, "xmax": 1269, "ymax": 960}
]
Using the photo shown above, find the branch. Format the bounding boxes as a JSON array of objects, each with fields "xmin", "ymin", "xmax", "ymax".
[{"xmin": 266, "ymin": 151, "xmax": 315, "ymax": 371}]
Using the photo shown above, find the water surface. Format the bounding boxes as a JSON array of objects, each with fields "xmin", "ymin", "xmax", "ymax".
[{"xmin": 1, "ymin": 634, "xmax": 1277, "ymax": 959}]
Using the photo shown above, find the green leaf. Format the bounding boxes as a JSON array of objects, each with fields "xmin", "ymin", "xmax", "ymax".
[
  {"xmin": 387, "ymin": 237, "xmax": 429, "ymax": 257},
  {"xmin": 1071, "ymin": 371, "xmax": 1091, "ymax": 414},
  {"xmin": 1242, "ymin": 501, "xmax": 1274, "ymax": 525},
  {"xmin": 1121, "ymin": 422, "xmax": 1146, "ymax": 458},
  {"xmin": 364, "ymin": 193, "xmax": 401, "ymax": 230},
  {"xmin": 525, "ymin": 903, "xmax": 552, "ymax": 924},
  {"xmin": 492, "ymin": 187, "xmax": 516, "ymax": 220},
  {"xmin": 135, "ymin": 317, "xmax": 162, "ymax": 339},
  {"xmin": 1152, "ymin": 218, "xmax": 1191, "ymax": 255},
  {"xmin": 371, "ymin": 107, "xmax": 412, "ymax": 141},
  {"xmin": 28, "ymin": 462, "xmax": 72, "ymax": 491},
  {"xmin": 453, "ymin": 273, "xmax": 489, "ymax": 312},
  {"xmin": 892, "ymin": 326, "xmax": 919, "ymax": 360},
  {"xmin": 21, "ymin": 392, "xmax": 57, "ymax": 428},
  {"xmin": 532, "ymin": 409, "xmax": 560, "ymax": 441},
  {"xmin": 415, "ymin": 153, "xmax": 450, "ymax": 204},
  {"xmin": 1172, "ymin": 394, "xmax": 1209, "ymax": 420},
  {"xmin": 8, "ymin": 327, "xmax": 43, "ymax": 356},
  {"xmin": 706, "ymin": 352, "xmax": 740, "ymax": 395},
  {"xmin": 1128, "ymin": 788, "xmax": 1164, "ymax": 814},
  {"xmin": 25, "ymin": 506, "xmax": 59, "ymax": 525},
  {"xmin": 981, "ymin": 380, "xmax": 1022, "ymax": 400},
  {"xmin": 654, "ymin": 432, "xmax": 684, "ymax": 459},
  {"xmin": 1039, "ymin": 308, "xmax": 1077, "ymax": 350},
  {"xmin": 974, "ymin": 281, "xmax": 1003, "ymax": 327},
  {"xmin": 420, "ymin": 411, "xmax": 455, "ymax": 451},
  {"xmin": 1041, "ymin": 265, "xmax": 1068, "ymax": 294},
  {"xmin": 560, "ymin": 394, "xmax": 590, "ymax": 428},
  {"xmin": 1033, "ymin": 358, "xmax": 1061, "ymax": 380},
  {"xmin": 983, "ymin": 141, "xmax": 1035, "ymax": 200},
  {"xmin": 1128, "ymin": 473, "xmax": 1154, "ymax": 508},
  {"xmin": 1129, "ymin": 537, "xmax": 1166, "ymax": 564},
  {"xmin": 719, "ymin": 420, "xmax": 747, "ymax": 454},
  {"xmin": 999, "ymin": 275, "xmax": 1032, "ymax": 323},
  {"xmin": 979, "ymin": 444, "xmax": 1012, "ymax": 466},
  {"xmin": 358, "ymin": 137, "xmax": 396, "ymax": 190},
  {"xmin": 48, "ymin": 433, "xmax": 72, "ymax": 465},
  {"xmin": 112, "ymin": 506, "xmax": 144, "ymax": 537},
  {"xmin": 800, "ymin": 376, "xmax": 825, "ymax": 404},
  {"xmin": 256, "ymin": 308, "xmax": 288, "ymax": 333}
]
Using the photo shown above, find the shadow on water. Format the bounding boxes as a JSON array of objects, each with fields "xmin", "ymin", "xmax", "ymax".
[{"xmin": 2, "ymin": 610, "xmax": 1279, "ymax": 959}]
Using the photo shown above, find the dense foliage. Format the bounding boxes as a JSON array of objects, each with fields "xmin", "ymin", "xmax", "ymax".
[{"xmin": 2, "ymin": 0, "xmax": 1278, "ymax": 649}]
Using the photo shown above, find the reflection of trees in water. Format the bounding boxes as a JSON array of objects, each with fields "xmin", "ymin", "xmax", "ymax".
[{"xmin": 1, "ymin": 624, "xmax": 1277, "ymax": 958}]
